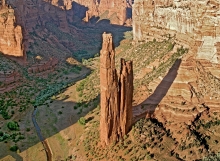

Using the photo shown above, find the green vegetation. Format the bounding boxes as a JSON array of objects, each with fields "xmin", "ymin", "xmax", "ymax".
[
  {"xmin": 81, "ymin": 111, "xmax": 178, "ymax": 161},
  {"xmin": 78, "ymin": 117, "xmax": 86, "ymax": 125},
  {"xmin": 75, "ymin": 37, "xmax": 188, "ymax": 111},
  {"xmin": 203, "ymin": 153, "xmax": 220, "ymax": 161},
  {"xmin": 10, "ymin": 145, "xmax": 18, "ymax": 152},
  {"xmin": 7, "ymin": 121, "xmax": 19, "ymax": 131},
  {"xmin": 0, "ymin": 131, "xmax": 25, "ymax": 143}
]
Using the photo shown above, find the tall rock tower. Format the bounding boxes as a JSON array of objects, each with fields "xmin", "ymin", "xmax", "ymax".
[
  {"xmin": 0, "ymin": 1, "xmax": 24, "ymax": 57},
  {"xmin": 2, "ymin": 0, "xmax": 5, "ymax": 7},
  {"xmin": 100, "ymin": 32, "xmax": 133, "ymax": 146}
]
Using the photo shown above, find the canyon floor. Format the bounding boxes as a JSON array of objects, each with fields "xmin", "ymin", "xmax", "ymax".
[{"xmin": 1, "ymin": 28, "xmax": 220, "ymax": 161}]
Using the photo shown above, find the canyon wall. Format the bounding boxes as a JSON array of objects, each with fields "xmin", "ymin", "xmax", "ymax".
[
  {"xmin": 100, "ymin": 33, "xmax": 133, "ymax": 146},
  {"xmin": 7, "ymin": 0, "xmax": 70, "ymax": 35},
  {"xmin": 2, "ymin": 0, "xmax": 130, "ymax": 60},
  {"xmin": 27, "ymin": 58, "xmax": 58, "ymax": 74},
  {"xmin": 133, "ymin": 0, "xmax": 220, "ymax": 63},
  {"xmin": 9, "ymin": 0, "xmax": 129, "ymax": 31},
  {"xmin": 0, "ymin": 4, "xmax": 24, "ymax": 57},
  {"xmin": 46, "ymin": 0, "xmax": 128, "ymax": 25},
  {"xmin": 132, "ymin": 3, "xmax": 220, "ymax": 158},
  {"xmin": 132, "ymin": 1, "xmax": 220, "ymax": 142}
]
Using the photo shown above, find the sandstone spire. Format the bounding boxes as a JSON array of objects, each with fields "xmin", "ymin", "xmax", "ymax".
[
  {"xmin": 84, "ymin": 11, "xmax": 89, "ymax": 22},
  {"xmin": 119, "ymin": 58, "xmax": 133, "ymax": 137},
  {"xmin": 100, "ymin": 32, "xmax": 133, "ymax": 146},
  {"xmin": 2, "ymin": 0, "xmax": 5, "ymax": 7},
  {"xmin": 0, "ymin": 3, "xmax": 24, "ymax": 57}
]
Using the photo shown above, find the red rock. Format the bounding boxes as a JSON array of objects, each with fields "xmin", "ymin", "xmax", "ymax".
[
  {"xmin": 100, "ymin": 32, "xmax": 133, "ymax": 146},
  {"xmin": 84, "ymin": 11, "xmax": 89, "ymax": 22},
  {"xmin": 0, "ymin": 6, "xmax": 24, "ymax": 57},
  {"xmin": 133, "ymin": 0, "xmax": 220, "ymax": 63},
  {"xmin": 46, "ymin": 0, "xmax": 128, "ymax": 25}
]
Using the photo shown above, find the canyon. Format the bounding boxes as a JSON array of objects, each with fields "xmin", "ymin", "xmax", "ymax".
[
  {"xmin": 45, "ymin": 0, "xmax": 129, "ymax": 25},
  {"xmin": 130, "ymin": 1, "xmax": 220, "ymax": 159},
  {"xmin": 0, "ymin": 0, "xmax": 131, "ymax": 58},
  {"xmin": 132, "ymin": 0, "xmax": 220, "ymax": 114},
  {"xmin": 133, "ymin": 0, "xmax": 220, "ymax": 63},
  {"xmin": 0, "ymin": 0, "xmax": 220, "ymax": 160}
]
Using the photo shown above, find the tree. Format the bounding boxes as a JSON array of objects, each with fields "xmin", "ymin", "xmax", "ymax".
[
  {"xmin": 7, "ymin": 121, "xmax": 19, "ymax": 131},
  {"xmin": 78, "ymin": 117, "xmax": 86, "ymax": 125}
]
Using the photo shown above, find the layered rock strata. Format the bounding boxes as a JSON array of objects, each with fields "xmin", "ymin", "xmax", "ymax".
[
  {"xmin": 132, "ymin": 3, "xmax": 220, "ymax": 158},
  {"xmin": 100, "ymin": 33, "xmax": 133, "ymax": 146},
  {"xmin": 0, "ymin": 70, "xmax": 21, "ymax": 86},
  {"xmin": 133, "ymin": 0, "xmax": 220, "ymax": 63},
  {"xmin": 0, "ymin": 5, "xmax": 24, "ymax": 57},
  {"xmin": 44, "ymin": 0, "xmax": 128, "ymax": 25},
  {"xmin": 7, "ymin": 0, "xmax": 70, "ymax": 36},
  {"xmin": 27, "ymin": 58, "xmax": 58, "ymax": 74}
]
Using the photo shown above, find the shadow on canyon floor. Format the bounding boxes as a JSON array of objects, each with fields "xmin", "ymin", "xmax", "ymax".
[
  {"xmin": 58, "ymin": 0, "xmax": 132, "ymax": 50},
  {"xmin": 0, "ymin": 1, "xmax": 132, "ymax": 160},
  {"xmin": 0, "ymin": 93, "xmax": 101, "ymax": 160},
  {"xmin": 132, "ymin": 59, "xmax": 182, "ymax": 123}
]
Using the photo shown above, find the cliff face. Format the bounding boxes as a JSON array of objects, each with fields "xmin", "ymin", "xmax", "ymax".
[
  {"xmin": 45, "ymin": 0, "xmax": 128, "ymax": 25},
  {"xmin": 100, "ymin": 33, "xmax": 133, "ymax": 146},
  {"xmin": 132, "ymin": 2, "xmax": 220, "ymax": 154},
  {"xmin": 8, "ymin": 0, "xmax": 70, "ymax": 35},
  {"xmin": 0, "ymin": 5, "xmax": 24, "ymax": 57},
  {"xmin": 133, "ymin": 0, "xmax": 220, "ymax": 63},
  {"xmin": 2, "ymin": 0, "xmax": 129, "ymax": 60}
]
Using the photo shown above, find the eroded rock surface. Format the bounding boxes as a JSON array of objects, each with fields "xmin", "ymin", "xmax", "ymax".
[
  {"xmin": 44, "ymin": 0, "xmax": 128, "ymax": 25},
  {"xmin": 133, "ymin": 0, "xmax": 220, "ymax": 63},
  {"xmin": 131, "ymin": 2, "xmax": 220, "ymax": 159},
  {"xmin": 100, "ymin": 33, "xmax": 133, "ymax": 146},
  {"xmin": 0, "ymin": 5, "xmax": 24, "ymax": 57}
]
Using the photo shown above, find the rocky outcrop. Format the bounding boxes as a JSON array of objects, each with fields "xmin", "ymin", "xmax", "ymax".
[
  {"xmin": 27, "ymin": 58, "xmax": 58, "ymax": 74},
  {"xmin": 133, "ymin": 0, "xmax": 220, "ymax": 63},
  {"xmin": 7, "ymin": 0, "xmax": 70, "ymax": 35},
  {"xmin": 0, "ymin": 5, "xmax": 24, "ymax": 57},
  {"xmin": 132, "ymin": 3, "xmax": 220, "ymax": 157},
  {"xmin": 44, "ymin": 0, "xmax": 128, "ymax": 25},
  {"xmin": 0, "ymin": 70, "xmax": 21, "ymax": 86},
  {"xmin": 100, "ymin": 32, "xmax": 133, "ymax": 146},
  {"xmin": 98, "ymin": 0, "xmax": 127, "ymax": 25},
  {"xmin": 0, "ymin": 0, "xmax": 6, "ymax": 8}
]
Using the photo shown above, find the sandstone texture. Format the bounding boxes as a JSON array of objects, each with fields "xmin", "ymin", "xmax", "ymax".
[
  {"xmin": 132, "ymin": 0, "xmax": 220, "ymax": 110},
  {"xmin": 0, "ymin": 4, "xmax": 24, "ymax": 57},
  {"xmin": 0, "ymin": 70, "xmax": 21, "ymax": 86},
  {"xmin": 27, "ymin": 58, "xmax": 58, "ymax": 74},
  {"xmin": 100, "ymin": 33, "xmax": 133, "ymax": 146},
  {"xmin": 132, "ymin": 2, "xmax": 220, "ymax": 157},
  {"xmin": 8, "ymin": 0, "xmax": 70, "ymax": 34},
  {"xmin": 133, "ymin": 0, "xmax": 220, "ymax": 63},
  {"xmin": 44, "ymin": 0, "xmax": 128, "ymax": 25}
]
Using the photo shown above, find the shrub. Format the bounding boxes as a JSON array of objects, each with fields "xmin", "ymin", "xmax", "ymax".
[
  {"xmin": 7, "ymin": 121, "xmax": 19, "ymax": 131},
  {"xmin": 10, "ymin": 145, "xmax": 18, "ymax": 152},
  {"xmin": 74, "ymin": 105, "xmax": 78, "ymax": 110},
  {"xmin": 78, "ymin": 117, "xmax": 86, "ymax": 125}
]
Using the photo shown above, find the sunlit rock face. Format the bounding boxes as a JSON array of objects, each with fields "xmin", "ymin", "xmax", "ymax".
[
  {"xmin": 133, "ymin": 0, "xmax": 220, "ymax": 63},
  {"xmin": 7, "ymin": 0, "xmax": 70, "ymax": 34},
  {"xmin": 5, "ymin": 0, "xmax": 129, "ymax": 49},
  {"xmin": 44, "ymin": 0, "xmax": 128, "ymax": 25},
  {"xmin": 132, "ymin": 1, "xmax": 220, "ymax": 138},
  {"xmin": 100, "ymin": 33, "xmax": 133, "ymax": 146},
  {"xmin": 0, "ymin": 5, "xmax": 24, "ymax": 57}
]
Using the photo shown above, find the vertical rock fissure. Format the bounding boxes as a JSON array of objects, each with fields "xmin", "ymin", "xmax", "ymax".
[{"xmin": 100, "ymin": 32, "xmax": 133, "ymax": 146}]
